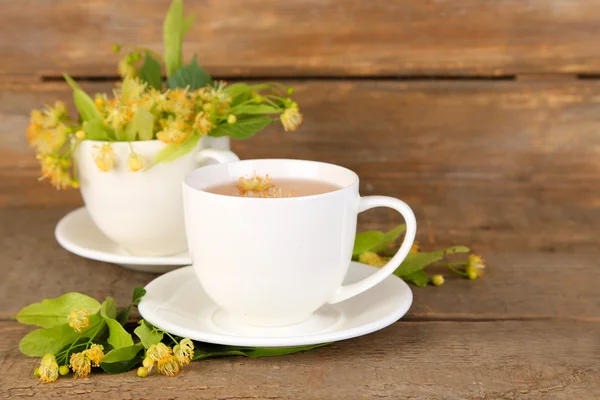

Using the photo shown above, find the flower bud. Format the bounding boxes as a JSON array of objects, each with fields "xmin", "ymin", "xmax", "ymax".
[
  {"xmin": 137, "ymin": 367, "xmax": 149, "ymax": 378},
  {"xmin": 59, "ymin": 365, "xmax": 70, "ymax": 376},
  {"xmin": 34, "ymin": 367, "xmax": 40, "ymax": 377},
  {"xmin": 227, "ymin": 114, "xmax": 237, "ymax": 124},
  {"xmin": 431, "ymin": 274, "xmax": 445, "ymax": 286}
]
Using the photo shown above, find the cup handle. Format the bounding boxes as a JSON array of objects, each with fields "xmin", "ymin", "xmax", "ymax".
[
  {"xmin": 327, "ymin": 196, "xmax": 417, "ymax": 304},
  {"xmin": 195, "ymin": 148, "xmax": 240, "ymax": 165}
]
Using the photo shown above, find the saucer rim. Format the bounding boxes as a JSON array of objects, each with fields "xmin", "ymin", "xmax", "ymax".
[
  {"xmin": 138, "ymin": 262, "xmax": 413, "ymax": 347},
  {"xmin": 55, "ymin": 207, "xmax": 192, "ymax": 266}
]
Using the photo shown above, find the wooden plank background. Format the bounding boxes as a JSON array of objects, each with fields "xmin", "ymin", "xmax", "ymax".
[{"xmin": 2, "ymin": 0, "xmax": 600, "ymax": 398}]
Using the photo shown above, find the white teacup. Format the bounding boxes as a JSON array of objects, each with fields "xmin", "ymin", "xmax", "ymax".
[
  {"xmin": 76, "ymin": 137, "xmax": 238, "ymax": 257},
  {"xmin": 183, "ymin": 159, "xmax": 416, "ymax": 327}
]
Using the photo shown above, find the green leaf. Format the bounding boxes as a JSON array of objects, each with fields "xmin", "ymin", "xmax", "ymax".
[
  {"xmin": 124, "ymin": 107, "xmax": 155, "ymax": 141},
  {"xmin": 134, "ymin": 321, "xmax": 163, "ymax": 349},
  {"xmin": 116, "ymin": 287, "xmax": 146, "ymax": 325},
  {"xmin": 370, "ymin": 224, "xmax": 406, "ymax": 253},
  {"xmin": 16, "ymin": 293, "xmax": 101, "ymax": 328},
  {"xmin": 395, "ymin": 246, "xmax": 470, "ymax": 277},
  {"xmin": 151, "ymin": 133, "xmax": 201, "ymax": 166},
  {"xmin": 82, "ymin": 120, "xmax": 115, "ymax": 141},
  {"xmin": 19, "ymin": 315, "xmax": 103, "ymax": 357},
  {"xmin": 167, "ymin": 55, "xmax": 212, "ymax": 90},
  {"xmin": 402, "ymin": 270, "xmax": 429, "ymax": 287},
  {"xmin": 101, "ymin": 343, "xmax": 145, "ymax": 374},
  {"xmin": 233, "ymin": 104, "xmax": 281, "ymax": 115},
  {"xmin": 101, "ymin": 297, "xmax": 134, "ymax": 349},
  {"xmin": 352, "ymin": 231, "xmax": 385, "ymax": 257},
  {"xmin": 224, "ymin": 83, "xmax": 251, "ymax": 97},
  {"xmin": 100, "ymin": 298, "xmax": 117, "ymax": 320},
  {"xmin": 192, "ymin": 342, "xmax": 329, "ymax": 361},
  {"xmin": 163, "ymin": 0, "xmax": 185, "ymax": 77},
  {"xmin": 138, "ymin": 53, "xmax": 162, "ymax": 90},
  {"xmin": 63, "ymin": 73, "xmax": 101, "ymax": 122},
  {"xmin": 209, "ymin": 116, "xmax": 273, "ymax": 139}
]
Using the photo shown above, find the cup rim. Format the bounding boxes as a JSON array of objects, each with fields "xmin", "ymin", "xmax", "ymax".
[{"xmin": 184, "ymin": 158, "xmax": 359, "ymax": 201}]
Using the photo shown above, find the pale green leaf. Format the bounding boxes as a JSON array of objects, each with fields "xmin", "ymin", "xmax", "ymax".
[
  {"xmin": 16, "ymin": 293, "xmax": 101, "ymax": 328},
  {"xmin": 124, "ymin": 107, "xmax": 155, "ymax": 141},
  {"xmin": 101, "ymin": 343, "xmax": 145, "ymax": 374},
  {"xmin": 394, "ymin": 246, "xmax": 470, "ymax": 277},
  {"xmin": 402, "ymin": 270, "xmax": 429, "ymax": 287},
  {"xmin": 163, "ymin": 0, "xmax": 185, "ymax": 76},
  {"xmin": 101, "ymin": 297, "xmax": 134, "ymax": 349},
  {"xmin": 183, "ymin": 15, "xmax": 195, "ymax": 35},
  {"xmin": 100, "ymin": 298, "xmax": 117, "ymax": 320},
  {"xmin": 134, "ymin": 321, "xmax": 163, "ymax": 349},
  {"xmin": 150, "ymin": 133, "xmax": 201, "ymax": 166},
  {"xmin": 352, "ymin": 231, "xmax": 385, "ymax": 257},
  {"xmin": 370, "ymin": 224, "xmax": 406, "ymax": 253},
  {"xmin": 138, "ymin": 53, "xmax": 162, "ymax": 90},
  {"xmin": 82, "ymin": 120, "xmax": 114, "ymax": 141},
  {"xmin": 63, "ymin": 73, "xmax": 101, "ymax": 122},
  {"xmin": 19, "ymin": 315, "xmax": 103, "ymax": 357},
  {"xmin": 208, "ymin": 116, "xmax": 272, "ymax": 139},
  {"xmin": 167, "ymin": 55, "xmax": 211, "ymax": 90},
  {"xmin": 233, "ymin": 104, "xmax": 281, "ymax": 115}
]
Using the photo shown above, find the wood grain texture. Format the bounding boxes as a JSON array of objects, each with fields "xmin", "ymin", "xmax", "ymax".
[
  {"xmin": 2, "ymin": 320, "xmax": 599, "ymax": 399},
  {"xmin": 1, "ymin": 207, "xmax": 599, "ymax": 321},
  {"xmin": 2, "ymin": 0, "xmax": 600, "ymax": 78}
]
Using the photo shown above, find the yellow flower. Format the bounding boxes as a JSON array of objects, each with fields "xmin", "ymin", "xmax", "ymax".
[
  {"xmin": 431, "ymin": 274, "xmax": 445, "ymax": 286},
  {"xmin": 103, "ymin": 103, "xmax": 131, "ymax": 130},
  {"xmin": 93, "ymin": 144, "xmax": 117, "ymax": 172},
  {"xmin": 120, "ymin": 77, "xmax": 147, "ymax": 103},
  {"xmin": 174, "ymin": 338, "xmax": 194, "ymax": 366},
  {"xmin": 207, "ymin": 81, "xmax": 232, "ymax": 105},
  {"xmin": 39, "ymin": 354, "xmax": 59, "ymax": 383},
  {"xmin": 466, "ymin": 254, "xmax": 486, "ymax": 280},
  {"xmin": 192, "ymin": 112, "xmax": 214, "ymax": 135},
  {"xmin": 75, "ymin": 130, "xmax": 86, "ymax": 140},
  {"xmin": 237, "ymin": 174, "xmax": 275, "ymax": 196},
  {"xmin": 69, "ymin": 351, "xmax": 91, "ymax": 379},
  {"xmin": 42, "ymin": 101, "xmax": 68, "ymax": 127},
  {"xmin": 358, "ymin": 252, "xmax": 386, "ymax": 268},
  {"xmin": 67, "ymin": 307, "xmax": 91, "ymax": 333},
  {"xmin": 280, "ymin": 107, "xmax": 303, "ymax": 132},
  {"xmin": 157, "ymin": 119, "xmax": 189, "ymax": 144},
  {"xmin": 165, "ymin": 89, "xmax": 194, "ymax": 119},
  {"xmin": 156, "ymin": 355, "xmax": 181, "ymax": 377},
  {"xmin": 27, "ymin": 123, "xmax": 68, "ymax": 154},
  {"xmin": 37, "ymin": 154, "xmax": 74, "ymax": 190},
  {"xmin": 410, "ymin": 241, "xmax": 420, "ymax": 254},
  {"xmin": 147, "ymin": 343, "xmax": 172, "ymax": 363},
  {"xmin": 127, "ymin": 152, "xmax": 145, "ymax": 172},
  {"xmin": 83, "ymin": 344, "xmax": 104, "ymax": 367}
]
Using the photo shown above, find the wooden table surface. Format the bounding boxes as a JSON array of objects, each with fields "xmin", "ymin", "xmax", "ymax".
[{"xmin": 2, "ymin": 1, "xmax": 600, "ymax": 399}]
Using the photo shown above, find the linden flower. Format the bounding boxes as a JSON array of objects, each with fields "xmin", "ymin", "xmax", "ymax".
[
  {"xmin": 37, "ymin": 154, "xmax": 74, "ymax": 190},
  {"xmin": 39, "ymin": 354, "xmax": 59, "ymax": 383},
  {"xmin": 27, "ymin": 123, "xmax": 68, "ymax": 154},
  {"xmin": 67, "ymin": 307, "xmax": 91, "ymax": 333},
  {"xmin": 147, "ymin": 343, "xmax": 172, "ymax": 363},
  {"xmin": 466, "ymin": 254, "xmax": 486, "ymax": 280},
  {"xmin": 93, "ymin": 144, "xmax": 117, "ymax": 172},
  {"xmin": 192, "ymin": 112, "xmax": 214, "ymax": 135},
  {"xmin": 165, "ymin": 89, "xmax": 194, "ymax": 119},
  {"xmin": 103, "ymin": 103, "xmax": 131, "ymax": 130},
  {"xmin": 280, "ymin": 107, "xmax": 303, "ymax": 132},
  {"xmin": 260, "ymin": 188, "xmax": 293, "ymax": 198},
  {"xmin": 157, "ymin": 119, "xmax": 190, "ymax": 144},
  {"xmin": 127, "ymin": 152, "xmax": 145, "ymax": 172},
  {"xmin": 174, "ymin": 338, "xmax": 194, "ymax": 366},
  {"xmin": 358, "ymin": 252, "xmax": 387, "ymax": 268},
  {"xmin": 84, "ymin": 344, "xmax": 104, "ymax": 367},
  {"xmin": 70, "ymin": 351, "xmax": 91, "ymax": 379},
  {"xmin": 42, "ymin": 101, "xmax": 68, "ymax": 127},
  {"xmin": 237, "ymin": 174, "xmax": 275, "ymax": 196},
  {"xmin": 157, "ymin": 355, "xmax": 181, "ymax": 377}
]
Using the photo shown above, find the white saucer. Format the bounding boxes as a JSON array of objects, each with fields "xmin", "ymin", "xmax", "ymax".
[
  {"xmin": 55, "ymin": 207, "xmax": 192, "ymax": 273},
  {"xmin": 138, "ymin": 262, "xmax": 413, "ymax": 347}
]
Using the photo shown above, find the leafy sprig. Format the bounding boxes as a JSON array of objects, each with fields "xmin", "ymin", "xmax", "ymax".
[
  {"xmin": 352, "ymin": 225, "xmax": 485, "ymax": 287},
  {"xmin": 17, "ymin": 288, "xmax": 324, "ymax": 382}
]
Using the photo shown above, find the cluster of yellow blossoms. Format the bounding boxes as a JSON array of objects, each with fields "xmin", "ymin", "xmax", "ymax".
[
  {"xmin": 34, "ymin": 344, "xmax": 105, "ymax": 383},
  {"xmin": 26, "ymin": 101, "xmax": 81, "ymax": 189},
  {"xmin": 67, "ymin": 307, "xmax": 92, "ymax": 333},
  {"xmin": 138, "ymin": 339, "xmax": 194, "ymax": 378}
]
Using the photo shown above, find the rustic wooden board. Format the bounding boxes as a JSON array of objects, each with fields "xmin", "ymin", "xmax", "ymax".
[
  {"xmin": 2, "ymin": 0, "xmax": 600, "ymax": 78},
  {"xmin": 1, "ymin": 206, "xmax": 598, "ymax": 321},
  {"xmin": 2, "ymin": 320, "xmax": 599, "ymax": 399}
]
